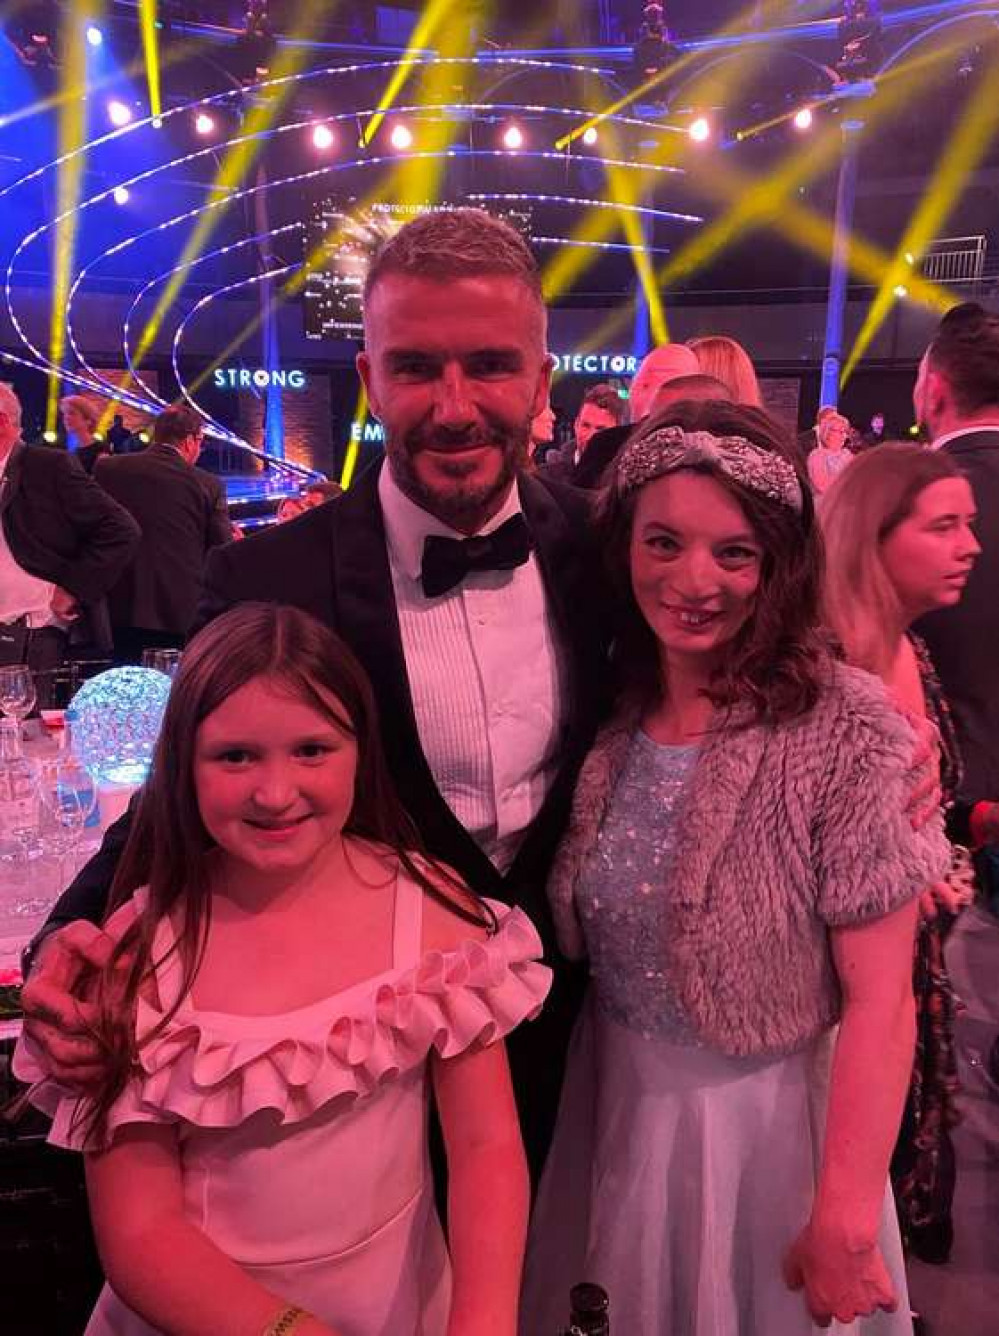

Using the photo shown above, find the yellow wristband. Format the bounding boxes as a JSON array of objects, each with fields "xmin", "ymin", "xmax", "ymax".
[{"xmin": 263, "ymin": 1306, "xmax": 308, "ymax": 1336}]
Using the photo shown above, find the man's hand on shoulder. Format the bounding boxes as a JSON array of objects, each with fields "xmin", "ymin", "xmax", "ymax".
[{"xmin": 21, "ymin": 903, "xmax": 138, "ymax": 1089}]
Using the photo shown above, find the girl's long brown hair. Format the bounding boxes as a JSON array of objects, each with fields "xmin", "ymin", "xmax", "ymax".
[
  {"xmin": 598, "ymin": 400, "xmax": 830, "ymax": 724},
  {"xmin": 84, "ymin": 603, "xmax": 492, "ymax": 1145}
]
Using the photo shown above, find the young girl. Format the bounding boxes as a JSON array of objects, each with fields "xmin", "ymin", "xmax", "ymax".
[
  {"xmin": 822, "ymin": 443, "xmax": 985, "ymax": 1262},
  {"xmin": 522, "ymin": 402, "xmax": 950, "ymax": 1335},
  {"xmin": 15, "ymin": 603, "xmax": 550, "ymax": 1336}
]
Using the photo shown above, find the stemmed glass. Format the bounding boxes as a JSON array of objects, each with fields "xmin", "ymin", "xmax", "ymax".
[
  {"xmin": 0, "ymin": 665, "xmax": 36, "ymax": 728},
  {"xmin": 36, "ymin": 757, "xmax": 98, "ymax": 896},
  {"xmin": 141, "ymin": 649, "xmax": 182, "ymax": 678}
]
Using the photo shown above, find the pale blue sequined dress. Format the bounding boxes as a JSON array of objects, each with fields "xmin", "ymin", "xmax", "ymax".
[{"xmin": 522, "ymin": 732, "xmax": 911, "ymax": 1336}]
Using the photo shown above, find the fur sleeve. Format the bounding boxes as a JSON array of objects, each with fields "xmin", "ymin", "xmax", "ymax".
[{"xmin": 811, "ymin": 667, "xmax": 952, "ymax": 926}]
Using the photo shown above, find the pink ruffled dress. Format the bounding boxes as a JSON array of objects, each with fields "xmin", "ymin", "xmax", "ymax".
[{"xmin": 15, "ymin": 872, "xmax": 551, "ymax": 1336}]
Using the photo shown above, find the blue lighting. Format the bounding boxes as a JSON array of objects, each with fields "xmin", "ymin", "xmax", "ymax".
[{"xmin": 67, "ymin": 667, "xmax": 172, "ymax": 785}]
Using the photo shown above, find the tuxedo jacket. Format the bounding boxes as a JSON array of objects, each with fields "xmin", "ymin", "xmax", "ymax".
[
  {"xmin": 45, "ymin": 462, "xmax": 612, "ymax": 1169},
  {"xmin": 0, "ymin": 442, "xmax": 140, "ymax": 650},
  {"xmin": 95, "ymin": 444, "xmax": 232, "ymax": 635},
  {"xmin": 917, "ymin": 428, "xmax": 999, "ymax": 802}
]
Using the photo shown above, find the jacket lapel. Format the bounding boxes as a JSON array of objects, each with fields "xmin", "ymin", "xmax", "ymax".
[
  {"xmin": 332, "ymin": 463, "xmax": 502, "ymax": 895},
  {"xmin": 0, "ymin": 442, "xmax": 24, "ymax": 519}
]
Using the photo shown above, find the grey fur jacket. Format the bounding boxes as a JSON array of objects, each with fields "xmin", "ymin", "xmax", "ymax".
[{"xmin": 548, "ymin": 662, "xmax": 951, "ymax": 1058}]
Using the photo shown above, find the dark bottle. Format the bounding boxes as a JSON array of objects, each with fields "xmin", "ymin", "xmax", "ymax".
[{"xmin": 561, "ymin": 1282, "xmax": 610, "ymax": 1335}]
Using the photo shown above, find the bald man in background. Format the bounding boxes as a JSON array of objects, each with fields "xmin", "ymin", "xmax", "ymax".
[{"xmin": 571, "ymin": 342, "xmax": 702, "ymax": 489}]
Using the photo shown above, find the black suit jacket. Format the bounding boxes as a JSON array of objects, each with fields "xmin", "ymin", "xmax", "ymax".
[
  {"xmin": 0, "ymin": 443, "xmax": 140, "ymax": 650},
  {"xmin": 95, "ymin": 445, "xmax": 232, "ymax": 635},
  {"xmin": 571, "ymin": 422, "xmax": 634, "ymax": 490},
  {"xmin": 44, "ymin": 462, "xmax": 611, "ymax": 1168},
  {"xmin": 917, "ymin": 428, "xmax": 999, "ymax": 802}
]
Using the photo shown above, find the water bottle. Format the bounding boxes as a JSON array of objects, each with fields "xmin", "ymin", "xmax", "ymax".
[
  {"xmin": 0, "ymin": 719, "xmax": 39, "ymax": 856},
  {"xmin": 559, "ymin": 1282, "xmax": 610, "ymax": 1335}
]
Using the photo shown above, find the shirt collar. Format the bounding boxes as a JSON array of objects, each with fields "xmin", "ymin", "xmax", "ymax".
[
  {"xmin": 930, "ymin": 423, "xmax": 999, "ymax": 451},
  {"xmin": 377, "ymin": 460, "xmax": 523, "ymax": 583}
]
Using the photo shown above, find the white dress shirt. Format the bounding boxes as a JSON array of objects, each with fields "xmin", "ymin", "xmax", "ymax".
[
  {"xmin": 0, "ymin": 447, "xmax": 57, "ymax": 628},
  {"xmin": 378, "ymin": 465, "xmax": 564, "ymax": 872},
  {"xmin": 930, "ymin": 423, "xmax": 999, "ymax": 452}
]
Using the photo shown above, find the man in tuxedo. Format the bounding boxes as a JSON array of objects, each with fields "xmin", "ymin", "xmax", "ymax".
[
  {"xmin": 914, "ymin": 304, "xmax": 999, "ymax": 909},
  {"xmin": 95, "ymin": 405, "xmax": 233, "ymax": 663},
  {"xmin": 21, "ymin": 209, "xmax": 610, "ymax": 1171},
  {"xmin": 915, "ymin": 303, "xmax": 999, "ymax": 810},
  {"xmin": 0, "ymin": 383, "xmax": 140, "ymax": 701}
]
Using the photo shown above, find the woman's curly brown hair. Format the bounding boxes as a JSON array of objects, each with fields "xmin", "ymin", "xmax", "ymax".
[{"xmin": 598, "ymin": 399, "xmax": 832, "ymax": 724}]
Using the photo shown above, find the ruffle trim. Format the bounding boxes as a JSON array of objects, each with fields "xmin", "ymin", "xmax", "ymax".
[{"xmin": 14, "ymin": 904, "xmax": 551, "ymax": 1149}]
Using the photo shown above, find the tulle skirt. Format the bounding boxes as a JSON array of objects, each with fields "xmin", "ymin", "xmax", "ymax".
[{"xmin": 521, "ymin": 993, "xmax": 912, "ymax": 1336}]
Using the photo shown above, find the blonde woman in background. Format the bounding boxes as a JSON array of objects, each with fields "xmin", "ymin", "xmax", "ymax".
[
  {"xmin": 807, "ymin": 410, "xmax": 853, "ymax": 495},
  {"xmin": 822, "ymin": 442, "xmax": 987, "ymax": 1265},
  {"xmin": 59, "ymin": 394, "xmax": 108, "ymax": 475},
  {"xmin": 689, "ymin": 334, "xmax": 764, "ymax": 407}
]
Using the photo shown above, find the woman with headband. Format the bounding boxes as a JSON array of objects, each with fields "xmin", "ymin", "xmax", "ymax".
[{"xmin": 522, "ymin": 402, "xmax": 949, "ymax": 1334}]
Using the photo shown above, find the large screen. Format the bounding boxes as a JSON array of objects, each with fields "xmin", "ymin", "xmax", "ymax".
[{"xmin": 303, "ymin": 197, "xmax": 534, "ymax": 341}]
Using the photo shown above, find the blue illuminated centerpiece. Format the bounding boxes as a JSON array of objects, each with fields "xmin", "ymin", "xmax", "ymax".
[{"xmin": 67, "ymin": 668, "xmax": 172, "ymax": 785}]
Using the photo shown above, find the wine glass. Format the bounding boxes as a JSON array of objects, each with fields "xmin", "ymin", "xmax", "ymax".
[
  {"xmin": 141, "ymin": 648, "xmax": 182, "ymax": 678},
  {"xmin": 37, "ymin": 757, "xmax": 97, "ymax": 889},
  {"xmin": 0, "ymin": 665, "xmax": 36, "ymax": 727}
]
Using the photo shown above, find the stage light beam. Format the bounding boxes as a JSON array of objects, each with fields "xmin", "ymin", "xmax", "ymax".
[
  {"xmin": 139, "ymin": 0, "xmax": 163, "ymax": 123},
  {"xmin": 195, "ymin": 111, "xmax": 215, "ymax": 136},
  {"xmin": 793, "ymin": 107, "xmax": 814, "ymax": 132},
  {"xmin": 86, "ymin": 26, "xmax": 104, "ymax": 48},
  {"xmin": 843, "ymin": 54, "xmax": 999, "ymax": 383},
  {"xmin": 312, "ymin": 123, "xmax": 334, "ymax": 151},
  {"xmin": 389, "ymin": 122, "xmax": 413, "ymax": 151},
  {"xmin": 359, "ymin": 0, "xmax": 460, "ymax": 148},
  {"xmin": 689, "ymin": 116, "xmax": 711, "ymax": 144},
  {"xmin": 113, "ymin": 186, "xmax": 130, "ymax": 204}
]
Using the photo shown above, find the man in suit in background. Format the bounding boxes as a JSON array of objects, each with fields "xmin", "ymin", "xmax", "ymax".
[
  {"xmin": 915, "ymin": 302, "xmax": 999, "ymax": 900},
  {"xmin": 0, "ymin": 382, "xmax": 140, "ymax": 703},
  {"xmin": 95, "ymin": 405, "xmax": 232, "ymax": 663},
  {"xmin": 572, "ymin": 341, "xmax": 699, "ymax": 488},
  {"xmin": 23, "ymin": 209, "xmax": 610, "ymax": 1174}
]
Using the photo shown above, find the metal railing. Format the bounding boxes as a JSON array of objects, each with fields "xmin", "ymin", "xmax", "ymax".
[{"xmin": 923, "ymin": 236, "xmax": 988, "ymax": 287}]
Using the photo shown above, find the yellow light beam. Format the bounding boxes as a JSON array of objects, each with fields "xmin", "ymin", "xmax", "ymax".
[
  {"xmin": 112, "ymin": 9, "xmax": 328, "ymax": 425},
  {"xmin": 576, "ymin": 35, "xmax": 963, "ymax": 354},
  {"xmin": 843, "ymin": 56, "xmax": 999, "ymax": 382},
  {"xmin": 393, "ymin": 2, "xmax": 483, "ymax": 207},
  {"xmin": 46, "ymin": 7, "xmax": 91, "ymax": 435},
  {"xmin": 138, "ymin": 0, "xmax": 162, "ymax": 121},
  {"xmin": 360, "ymin": 0, "xmax": 458, "ymax": 148},
  {"xmin": 340, "ymin": 385, "xmax": 368, "ymax": 489},
  {"xmin": 553, "ymin": 0, "xmax": 828, "ymax": 151},
  {"xmin": 543, "ymin": 2, "xmax": 799, "ymax": 305}
]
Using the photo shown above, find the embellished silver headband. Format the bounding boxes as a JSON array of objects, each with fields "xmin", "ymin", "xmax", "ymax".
[{"xmin": 616, "ymin": 426, "xmax": 804, "ymax": 514}]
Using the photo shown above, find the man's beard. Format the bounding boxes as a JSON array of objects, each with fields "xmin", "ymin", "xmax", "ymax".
[{"xmin": 386, "ymin": 418, "xmax": 530, "ymax": 532}]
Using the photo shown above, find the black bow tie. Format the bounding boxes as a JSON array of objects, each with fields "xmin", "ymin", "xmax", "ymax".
[{"xmin": 420, "ymin": 513, "xmax": 532, "ymax": 598}]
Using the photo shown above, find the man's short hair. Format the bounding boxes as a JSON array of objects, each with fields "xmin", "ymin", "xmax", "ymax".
[
  {"xmin": 364, "ymin": 207, "xmax": 542, "ymax": 303},
  {"xmin": 579, "ymin": 382, "xmax": 626, "ymax": 424},
  {"xmin": 0, "ymin": 381, "xmax": 22, "ymax": 433},
  {"xmin": 153, "ymin": 405, "xmax": 203, "ymax": 448},
  {"xmin": 652, "ymin": 373, "xmax": 733, "ymax": 406},
  {"xmin": 927, "ymin": 302, "xmax": 999, "ymax": 416}
]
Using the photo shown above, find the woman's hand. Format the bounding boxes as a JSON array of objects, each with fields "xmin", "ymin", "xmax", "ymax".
[
  {"xmin": 919, "ymin": 879, "xmax": 972, "ymax": 921},
  {"xmin": 783, "ymin": 1220, "xmax": 898, "ymax": 1328}
]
